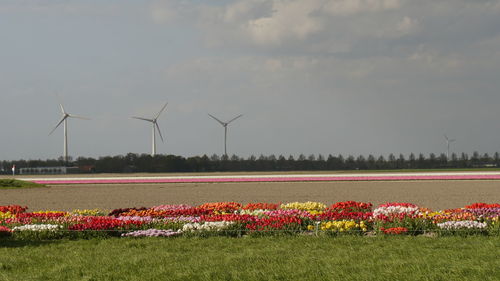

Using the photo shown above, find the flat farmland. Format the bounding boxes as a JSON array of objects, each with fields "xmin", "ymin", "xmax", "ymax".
[{"xmin": 1, "ymin": 179, "xmax": 499, "ymax": 211}]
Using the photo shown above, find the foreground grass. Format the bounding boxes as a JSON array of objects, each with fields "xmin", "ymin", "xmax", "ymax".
[
  {"xmin": 0, "ymin": 179, "xmax": 45, "ymax": 189},
  {"xmin": 1, "ymin": 236, "xmax": 499, "ymax": 281}
]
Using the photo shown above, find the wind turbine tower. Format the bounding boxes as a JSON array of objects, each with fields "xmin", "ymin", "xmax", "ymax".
[
  {"xmin": 132, "ymin": 102, "xmax": 168, "ymax": 156},
  {"xmin": 49, "ymin": 104, "xmax": 90, "ymax": 163},
  {"xmin": 444, "ymin": 134, "xmax": 456, "ymax": 160},
  {"xmin": 208, "ymin": 113, "xmax": 243, "ymax": 157}
]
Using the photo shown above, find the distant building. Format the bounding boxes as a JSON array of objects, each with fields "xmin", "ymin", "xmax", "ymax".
[
  {"xmin": 472, "ymin": 163, "xmax": 498, "ymax": 168},
  {"xmin": 19, "ymin": 166, "xmax": 92, "ymax": 175}
]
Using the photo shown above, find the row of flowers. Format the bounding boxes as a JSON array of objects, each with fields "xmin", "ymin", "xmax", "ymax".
[{"xmin": 0, "ymin": 201, "xmax": 499, "ymax": 239}]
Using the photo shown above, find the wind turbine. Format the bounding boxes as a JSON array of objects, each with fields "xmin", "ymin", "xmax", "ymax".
[
  {"xmin": 49, "ymin": 104, "xmax": 90, "ymax": 163},
  {"xmin": 132, "ymin": 102, "xmax": 168, "ymax": 156},
  {"xmin": 444, "ymin": 134, "xmax": 456, "ymax": 160},
  {"xmin": 208, "ymin": 113, "xmax": 243, "ymax": 157}
]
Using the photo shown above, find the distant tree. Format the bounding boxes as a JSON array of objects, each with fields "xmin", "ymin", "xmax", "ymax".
[
  {"xmin": 438, "ymin": 153, "xmax": 447, "ymax": 166},
  {"xmin": 11, "ymin": 150, "xmax": 500, "ymax": 174},
  {"xmin": 356, "ymin": 155, "xmax": 367, "ymax": 169},
  {"xmin": 58, "ymin": 156, "xmax": 73, "ymax": 163},
  {"xmin": 481, "ymin": 153, "xmax": 491, "ymax": 164},
  {"xmin": 367, "ymin": 155, "xmax": 376, "ymax": 169},
  {"xmin": 376, "ymin": 155, "xmax": 386, "ymax": 169},
  {"xmin": 245, "ymin": 155, "xmax": 257, "ymax": 171},
  {"xmin": 345, "ymin": 155, "xmax": 356, "ymax": 169},
  {"xmin": 326, "ymin": 154, "xmax": 342, "ymax": 170},
  {"xmin": 409, "ymin": 153, "xmax": 416, "ymax": 168},
  {"xmin": 461, "ymin": 153, "xmax": 469, "ymax": 161},
  {"xmin": 337, "ymin": 154, "xmax": 345, "ymax": 168},
  {"xmin": 459, "ymin": 153, "xmax": 469, "ymax": 168},
  {"xmin": 418, "ymin": 153, "xmax": 425, "ymax": 164},
  {"xmin": 276, "ymin": 155, "xmax": 287, "ymax": 171},
  {"xmin": 388, "ymin": 154, "xmax": 396, "ymax": 169},
  {"xmin": 471, "ymin": 151, "xmax": 480, "ymax": 166},
  {"xmin": 450, "ymin": 153, "xmax": 458, "ymax": 167},
  {"xmin": 472, "ymin": 151, "xmax": 480, "ymax": 160},
  {"xmin": 429, "ymin": 153, "xmax": 437, "ymax": 168},
  {"xmin": 200, "ymin": 154, "xmax": 211, "ymax": 171},
  {"xmin": 397, "ymin": 154, "xmax": 406, "ymax": 169}
]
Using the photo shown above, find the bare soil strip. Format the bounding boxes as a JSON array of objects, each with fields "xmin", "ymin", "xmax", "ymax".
[{"xmin": 1, "ymin": 180, "xmax": 499, "ymax": 211}]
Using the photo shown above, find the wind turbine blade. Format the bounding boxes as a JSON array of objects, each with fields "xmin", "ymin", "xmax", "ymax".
[
  {"xmin": 227, "ymin": 114, "xmax": 243, "ymax": 124},
  {"xmin": 450, "ymin": 139, "xmax": 456, "ymax": 142},
  {"xmin": 155, "ymin": 122, "xmax": 164, "ymax": 142},
  {"xmin": 208, "ymin": 114, "xmax": 225, "ymax": 126},
  {"xmin": 60, "ymin": 104, "xmax": 66, "ymax": 114},
  {"xmin": 49, "ymin": 116, "xmax": 67, "ymax": 135},
  {"xmin": 444, "ymin": 134, "xmax": 448, "ymax": 141},
  {"xmin": 132, "ymin": 116, "xmax": 153, "ymax": 122},
  {"xmin": 68, "ymin": 114, "xmax": 90, "ymax": 120},
  {"xmin": 155, "ymin": 102, "xmax": 168, "ymax": 120}
]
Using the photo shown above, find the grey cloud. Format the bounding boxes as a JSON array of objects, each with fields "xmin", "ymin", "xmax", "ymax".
[{"xmin": 1, "ymin": 0, "xmax": 500, "ymax": 160}]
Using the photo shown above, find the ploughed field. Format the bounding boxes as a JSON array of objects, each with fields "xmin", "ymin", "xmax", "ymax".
[{"xmin": 1, "ymin": 179, "xmax": 499, "ymax": 211}]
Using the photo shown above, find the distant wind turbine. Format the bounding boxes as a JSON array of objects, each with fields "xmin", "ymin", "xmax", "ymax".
[
  {"xmin": 132, "ymin": 102, "xmax": 168, "ymax": 156},
  {"xmin": 49, "ymin": 104, "xmax": 90, "ymax": 163},
  {"xmin": 444, "ymin": 134, "xmax": 456, "ymax": 160},
  {"xmin": 208, "ymin": 113, "xmax": 243, "ymax": 157}
]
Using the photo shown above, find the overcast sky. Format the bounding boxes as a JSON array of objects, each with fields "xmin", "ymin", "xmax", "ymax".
[{"xmin": 1, "ymin": 0, "xmax": 500, "ymax": 160}]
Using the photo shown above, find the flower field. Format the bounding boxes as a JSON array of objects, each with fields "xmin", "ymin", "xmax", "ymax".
[
  {"xmin": 1, "ymin": 201, "xmax": 499, "ymax": 240},
  {"xmin": 19, "ymin": 171, "xmax": 500, "ymax": 185}
]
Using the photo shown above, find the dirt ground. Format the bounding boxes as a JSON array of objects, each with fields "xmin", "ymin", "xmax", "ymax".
[{"xmin": 1, "ymin": 180, "xmax": 499, "ymax": 211}]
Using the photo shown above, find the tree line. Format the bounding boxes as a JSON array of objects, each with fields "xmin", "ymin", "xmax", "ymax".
[{"xmin": 1, "ymin": 151, "xmax": 499, "ymax": 174}]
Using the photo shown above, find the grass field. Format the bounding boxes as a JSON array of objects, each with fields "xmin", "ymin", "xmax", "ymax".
[
  {"xmin": 0, "ymin": 179, "xmax": 45, "ymax": 190},
  {"xmin": 1, "ymin": 236, "xmax": 499, "ymax": 281}
]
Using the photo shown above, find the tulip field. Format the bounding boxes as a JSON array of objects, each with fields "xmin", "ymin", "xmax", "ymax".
[
  {"xmin": 1, "ymin": 201, "xmax": 499, "ymax": 240},
  {"xmin": 2, "ymin": 175, "xmax": 500, "ymax": 281},
  {"xmin": 1, "ymin": 201, "xmax": 500, "ymax": 281},
  {"xmin": 1, "ymin": 200, "xmax": 499, "ymax": 280}
]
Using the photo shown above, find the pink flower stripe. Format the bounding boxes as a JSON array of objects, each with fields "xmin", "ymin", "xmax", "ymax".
[{"xmin": 28, "ymin": 174, "xmax": 500, "ymax": 185}]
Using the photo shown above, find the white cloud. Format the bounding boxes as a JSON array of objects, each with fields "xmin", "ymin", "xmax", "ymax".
[
  {"xmin": 0, "ymin": 1, "xmax": 120, "ymax": 15},
  {"xmin": 150, "ymin": 1, "xmax": 178, "ymax": 24},
  {"xmin": 246, "ymin": 0, "xmax": 324, "ymax": 46},
  {"xmin": 408, "ymin": 45, "xmax": 464, "ymax": 73},
  {"xmin": 223, "ymin": 0, "xmax": 272, "ymax": 23},
  {"xmin": 194, "ymin": 0, "xmax": 405, "ymax": 48},
  {"xmin": 323, "ymin": 0, "xmax": 400, "ymax": 16},
  {"xmin": 3, "ymin": 0, "xmax": 500, "ymax": 159},
  {"xmin": 397, "ymin": 16, "xmax": 419, "ymax": 35}
]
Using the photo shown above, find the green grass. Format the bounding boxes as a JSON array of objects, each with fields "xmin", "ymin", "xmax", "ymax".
[
  {"xmin": 0, "ymin": 179, "xmax": 46, "ymax": 189},
  {"xmin": 1, "ymin": 236, "xmax": 499, "ymax": 281}
]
